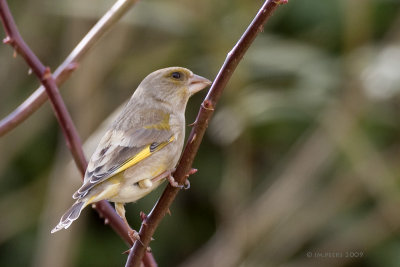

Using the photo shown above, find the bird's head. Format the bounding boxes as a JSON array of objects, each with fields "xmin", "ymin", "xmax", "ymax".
[{"xmin": 137, "ymin": 67, "xmax": 212, "ymax": 111}]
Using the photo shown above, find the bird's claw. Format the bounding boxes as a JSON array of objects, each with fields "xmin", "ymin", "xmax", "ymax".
[
  {"xmin": 121, "ymin": 230, "xmax": 142, "ymax": 254},
  {"xmin": 183, "ymin": 179, "xmax": 190, "ymax": 190},
  {"xmin": 167, "ymin": 169, "xmax": 195, "ymax": 189},
  {"xmin": 128, "ymin": 229, "xmax": 144, "ymax": 247},
  {"xmin": 167, "ymin": 174, "xmax": 184, "ymax": 189},
  {"xmin": 128, "ymin": 229, "xmax": 140, "ymax": 241}
]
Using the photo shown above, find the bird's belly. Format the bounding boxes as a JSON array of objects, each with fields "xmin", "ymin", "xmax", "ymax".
[
  {"xmin": 110, "ymin": 178, "xmax": 164, "ymax": 203},
  {"xmin": 107, "ymin": 136, "xmax": 182, "ymax": 203}
]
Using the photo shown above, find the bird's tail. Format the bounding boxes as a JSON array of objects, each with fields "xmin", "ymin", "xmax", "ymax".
[{"xmin": 51, "ymin": 201, "xmax": 86, "ymax": 233}]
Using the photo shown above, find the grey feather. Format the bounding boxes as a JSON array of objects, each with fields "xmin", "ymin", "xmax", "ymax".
[
  {"xmin": 72, "ymin": 108, "xmax": 174, "ymax": 200},
  {"xmin": 52, "ymin": 67, "xmax": 210, "ymax": 233},
  {"xmin": 51, "ymin": 201, "xmax": 85, "ymax": 233}
]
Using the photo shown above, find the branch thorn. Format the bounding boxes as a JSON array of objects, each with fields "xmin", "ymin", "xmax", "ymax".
[
  {"xmin": 202, "ymin": 99, "xmax": 214, "ymax": 111},
  {"xmin": 123, "ymin": 248, "xmax": 132, "ymax": 255},
  {"xmin": 3, "ymin": 36, "xmax": 13, "ymax": 44},
  {"xmin": 67, "ymin": 62, "xmax": 79, "ymax": 71},
  {"xmin": 42, "ymin": 67, "xmax": 52, "ymax": 80},
  {"xmin": 188, "ymin": 168, "xmax": 198, "ymax": 176},
  {"xmin": 274, "ymin": 0, "xmax": 288, "ymax": 4},
  {"xmin": 188, "ymin": 120, "xmax": 197, "ymax": 127},
  {"xmin": 140, "ymin": 211, "xmax": 148, "ymax": 224},
  {"xmin": 190, "ymin": 133, "xmax": 197, "ymax": 144}
]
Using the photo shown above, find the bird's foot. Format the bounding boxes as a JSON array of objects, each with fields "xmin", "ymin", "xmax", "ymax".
[
  {"xmin": 121, "ymin": 229, "xmax": 142, "ymax": 254},
  {"xmin": 167, "ymin": 174, "xmax": 180, "ymax": 188},
  {"xmin": 167, "ymin": 168, "xmax": 197, "ymax": 189},
  {"xmin": 128, "ymin": 228, "xmax": 140, "ymax": 242},
  {"xmin": 128, "ymin": 228, "xmax": 145, "ymax": 247},
  {"xmin": 167, "ymin": 175, "xmax": 190, "ymax": 189}
]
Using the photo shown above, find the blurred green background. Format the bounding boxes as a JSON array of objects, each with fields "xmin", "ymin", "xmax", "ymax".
[{"xmin": 1, "ymin": 0, "xmax": 400, "ymax": 266}]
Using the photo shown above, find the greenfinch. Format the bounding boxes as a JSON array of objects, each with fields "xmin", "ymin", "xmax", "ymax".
[{"xmin": 51, "ymin": 67, "xmax": 211, "ymax": 237}]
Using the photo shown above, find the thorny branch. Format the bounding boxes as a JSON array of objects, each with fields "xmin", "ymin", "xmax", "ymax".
[
  {"xmin": 124, "ymin": 0, "xmax": 288, "ymax": 266},
  {"xmin": 0, "ymin": 0, "xmax": 139, "ymax": 137},
  {"xmin": 0, "ymin": 0, "xmax": 156, "ymax": 266}
]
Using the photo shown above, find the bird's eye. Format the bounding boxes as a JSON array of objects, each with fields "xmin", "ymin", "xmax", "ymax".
[{"xmin": 171, "ymin": 72, "xmax": 181, "ymax": 79}]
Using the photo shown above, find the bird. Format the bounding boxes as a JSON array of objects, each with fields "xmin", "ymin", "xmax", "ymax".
[{"xmin": 51, "ymin": 67, "xmax": 211, "ymax": 240}]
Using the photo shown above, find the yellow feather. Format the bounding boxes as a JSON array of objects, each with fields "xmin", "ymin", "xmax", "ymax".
[
  {"xmin": 81, "ymin": 136, "xmax": 174, "ymax": 207},
  {"xmin": 115, "ymin": 135, "xmax": 175, "ymax": 174}
]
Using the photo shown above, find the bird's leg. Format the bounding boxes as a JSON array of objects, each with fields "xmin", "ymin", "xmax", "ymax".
[
  {"xmin": 151, "ymin": 168, "xmax": 176, "ymax": 183},
  {"xmin": 150, "ymin": 168, "xmax": 182, "ymax": 188},
  {"xmin": 115, "ymin": 202, "xmax": 141, "ymax": 243},
  {"xmin": 150, "ymin": 168, "xmax": 193, "ymax": 189}
]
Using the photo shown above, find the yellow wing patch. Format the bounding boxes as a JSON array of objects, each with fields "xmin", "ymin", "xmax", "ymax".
[{"xmin": 115, "ymin": 135, "xmax": 175, "ymax": 175}]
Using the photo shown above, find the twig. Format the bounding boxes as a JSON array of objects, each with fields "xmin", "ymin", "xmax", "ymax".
[
  {"xmin": 0, "ymin": 0, "xmax": 156, "ymax": 265},
  {"xmin": 0, "ymin": 0, "xmax": 139, "ymax": 137},
  {"xmin": 0, "ymin": 0, "xmax": 87, "ymax": 173},
  {"xmin": 124, "ymin": 0, "xmax": 288, "ymax": 266}
]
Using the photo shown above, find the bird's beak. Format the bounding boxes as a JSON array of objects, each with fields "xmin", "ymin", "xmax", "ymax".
[{"xmin": 188, "ymin": 74, "xmax": 212, "ymax": 96}]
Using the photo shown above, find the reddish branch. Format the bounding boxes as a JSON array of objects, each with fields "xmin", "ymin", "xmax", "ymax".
[
  {"xmin": 0, "ymin": 0, "xmax": 156, "ymax": 265},
  {"xmin": 0, "ymin": 0, "xmax": 139, "ymax": 137},
  {"xmin": 124, "ymin": 0, "xmax": 288, "ymax": 266},
  {"xmin": 0, "ymin": 0, "xmax": 87, "ymax": 173}
]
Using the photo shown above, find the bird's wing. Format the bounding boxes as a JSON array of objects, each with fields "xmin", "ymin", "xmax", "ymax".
[{"xmin": 73, "ymin": 109, "xmax": 175, "ymax": 200}]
